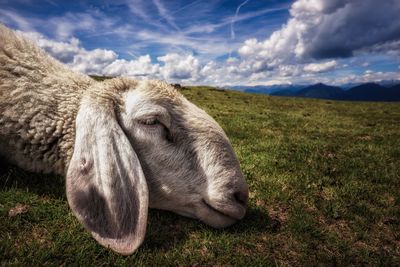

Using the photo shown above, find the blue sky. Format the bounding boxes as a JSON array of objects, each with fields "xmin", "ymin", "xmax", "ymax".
[{"xmin": 1, "ymin": 0, "xmax": 400, "ymax": 86}]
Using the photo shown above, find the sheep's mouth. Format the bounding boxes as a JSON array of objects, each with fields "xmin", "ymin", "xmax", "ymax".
[{"xmin": 201, "ymin": 199, "xmax": 237, "ymax": 220}]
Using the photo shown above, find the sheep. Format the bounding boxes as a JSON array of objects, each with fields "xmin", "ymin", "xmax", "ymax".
[{"xmin": 0, "ymin": 24, "xmax": 249, "ymax": 255}]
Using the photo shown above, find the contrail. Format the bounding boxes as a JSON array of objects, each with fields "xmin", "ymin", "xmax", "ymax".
[
  {"xmin": 153, "ymin": 0, "xmax": 180, "ymax": 31},
  {"xmin": 229, "ymin": 0, "xmax": 250, "ymax": 58},
  {"xmin": 172, "ymin": 0, "xmax": 202, "ymax": 15},
  {"xmin": 154, "ymin": 0, "xmax": 202, "ymax": 33},
  {"xmin": 230, "ymin": 0, "xmax": 250, "ymax": 40}
]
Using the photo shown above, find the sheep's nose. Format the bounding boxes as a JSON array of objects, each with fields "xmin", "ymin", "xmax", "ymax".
[
  {"xmin": 233, "ymin": 189, "xmax": 249, "ymax": 207},
  {"xmin": 204, "ymin": 186, "xmax": 248, "ymax": 221}
]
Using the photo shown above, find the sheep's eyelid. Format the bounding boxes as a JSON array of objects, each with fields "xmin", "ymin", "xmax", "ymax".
[
  {"xmin": 139, "ymin": 118, "xmax": 155, "ymax": 124},
  {"xmin": 137, "ymin": 117, "xmax": 162, "ymax": 126},
  {"xmin": 135, "ymin": 112, "xmax": 171, "ymax": 128},
  {"xmin": 136, "ymin": 117, "xmax": 173, "ymax": 142}
]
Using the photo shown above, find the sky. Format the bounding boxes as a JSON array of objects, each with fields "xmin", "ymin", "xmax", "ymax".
[{"xmin": 1, "ymin": 0, "xmax": 400, "ymax": 86}]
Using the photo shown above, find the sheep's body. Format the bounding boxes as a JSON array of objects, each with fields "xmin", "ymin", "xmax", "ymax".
[{"xmin": 0, "ymin": 25, "xmax": 89, "ymax": 174}]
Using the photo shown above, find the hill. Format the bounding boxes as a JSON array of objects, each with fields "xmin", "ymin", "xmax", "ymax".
[
  {"xmin": 271, "ymin": 82, "xmax": 400, "ymax": 101},
  {"xmin": 230, "ymin": 84, "xmax": 305, "ymax": 95},
  {"xmin": 272, "ymin": 83, "xmax": 343, "ymax": 100},
  {"xmin": 343, "ymin": 83, "xmax": 400, "ymax": 101},
  {"xmin": 1, "ymin": 87, "xmax": 399, "ymax": 265}
]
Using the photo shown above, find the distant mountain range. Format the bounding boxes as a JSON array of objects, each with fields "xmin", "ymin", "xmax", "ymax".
[
  {"xmin": 230, "ymin": 81, "xmax": 400, "ymax": 101},
  {"xmin": 229, "ymin": 84, "xmax": 307, "ymax": 95}
]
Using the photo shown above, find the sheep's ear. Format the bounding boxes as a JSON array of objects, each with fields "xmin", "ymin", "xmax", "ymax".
[{"xmin": 66, "ymin": 101, "xmax": 148, "ymax": 255}]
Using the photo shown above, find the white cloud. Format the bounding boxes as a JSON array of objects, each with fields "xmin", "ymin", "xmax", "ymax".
[
  {"xmin": 135, "ymin": 30, "xmax": 234, "ymax": 59},
  {"xmin": 48, "ymin": 13, "xmax": 97, "ymax": 40},
  {"xmin": 103, "ymin": 55, "xmax": 159, "ymax": 77},
  {"xmin": 158, "ymin": 53, "xmax": 200, "ymax": 80},
  {"xmin": 326, "ymin": 70, "xmax": 400, "ymax": 85},
  {"xmin": 21, "ymin": 30, "xmax": 199, "ymax": 81},
  {"xmin": 1, "ymin": 8, "xmax": 130, "ymax": 41},
  {"xmin": 71, "ymin": 49, "xmax": 117, "ymax": 74},
  {"xmin": 361, "ymin": 70, "xmax": 400, "ymax": 82},
  {"xmin": 303, "ymin": 60, "xmax": 337, "ymax": 73},
  {"xmin": 238, "ymin": 0, "xmax": 400, "ymax": 65},
  {"xmin": 0, "ymin": 9, "xmax": 35, "ymax": 32},
  {"xmin": 21, "ymin": 31, "xmax": 117, "ymax": 75},
  {"xmin": 366, "ymin": 40, "xmax": 400, "ymax": 57},
  {"xmin": 21, "ymin": 31, "xmax": 81, "ymax": 63},
  {"xmin": 199, "ymin": 60, "xmax": 240, "ymax": 85}
]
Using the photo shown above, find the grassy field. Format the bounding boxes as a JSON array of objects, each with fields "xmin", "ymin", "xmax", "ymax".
[{"xmin": 1, "ymin": 86, "xmax": 399, "ymax": 266}]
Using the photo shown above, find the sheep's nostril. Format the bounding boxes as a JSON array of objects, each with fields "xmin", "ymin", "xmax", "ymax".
[{"xmin": 233, "ymin": 190, "xmax": 249, "ymax": 206}]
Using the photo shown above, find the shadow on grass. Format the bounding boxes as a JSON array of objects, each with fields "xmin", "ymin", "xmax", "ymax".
[
  {"xmin": 142, "ymin": 207, "xmax": 275, "ymax": 252},
  {"xmin": 228, "ymin": 207, "xmax": 280, "ymax": 233},
  {"xmin": 0, "ymin": 160, "xmax": 65, "ymax": 199}
]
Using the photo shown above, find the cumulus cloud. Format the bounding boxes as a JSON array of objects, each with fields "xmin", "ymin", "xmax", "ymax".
[
  {"xmin": 21, "ymin": 31, "xmax": 117, "ymax": 74},
  {"xmin": 331, "ymin": 70, "xmax": 400, "ymax": 85},
  {"xmin": 103, "ymin": 55, "xmax": 160, "ymax": 77},
  {"xmin": 303, "ymin": 60, "xmax": 337, "ymax": 73},
  {"xmin": 361, "ymin": 70, "xmax": 400, "ymax": 83},
  {"xmin": 158, "ymin": 53, "xmax": 200, "ymax": 80},
  {"xmin": 21, "ymin": 31, "xmax": 155, "ymax": 77},
  {"xmin": 238, "ymin": 0, "xmax": 400, "ymax": 64},
  {"xmin": 20, "ymin": 30, "xmax": 197, "ymax": 81},
  {"xmin": 199, "ymin": 60, "xmax": 243, "ymax": 85},
  {"xmin": 21, "ymin": 31, "xmax": 81, "ymax": 63},
  {"xmin": 366, "ymin": 40, "xmax": 400, "ymax": 57},
  {"xmin": 71, "ymin": 49, "xmax": 118, "ymax": 74}
]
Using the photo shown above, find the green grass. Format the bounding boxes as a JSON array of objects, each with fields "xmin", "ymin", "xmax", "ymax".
[{"xmin": 1, "ymin": 86, "xmax": 399, "ymax": 266}]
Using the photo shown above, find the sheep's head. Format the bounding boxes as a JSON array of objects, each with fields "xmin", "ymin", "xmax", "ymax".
[{"xmin": 66, "ymin": 78, "xmax": 248, "ymax": 255}]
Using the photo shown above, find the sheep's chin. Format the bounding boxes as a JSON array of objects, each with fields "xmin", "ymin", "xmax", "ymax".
[
  {"xmin": 166, "ymin": 202, "xmax": 237, "ymax": 229},
  {"xmin": 196, "ymin": 205, "xmax": 237, "ymax": 229}
]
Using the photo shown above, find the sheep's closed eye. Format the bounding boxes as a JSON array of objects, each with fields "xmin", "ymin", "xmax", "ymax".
[
  {"xmin": 139, "ymin": 118, "xmax": 160, "ymax": 126},
  {"xmin": 136, "ymin": 117, "xmax": 172, "ymax": 142}
]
